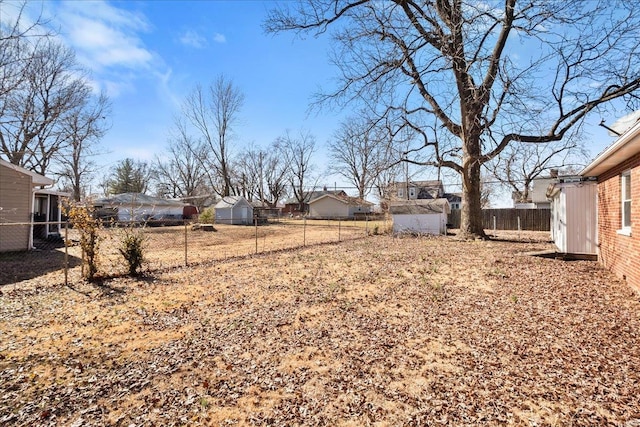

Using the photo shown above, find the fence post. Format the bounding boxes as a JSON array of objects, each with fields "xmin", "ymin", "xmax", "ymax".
[
  {"xmin": 64, "ymin": 221, "xmax": 69, "ymax": 287},
  {"xmin": 255, "ymin": 216, "xmax": 258, "ymax": 254},
  {"xmin": 184, "ymin": 222, "xmax": 188, "ymax": 266},
  {"xmin": 493, "ymin": 215, "xmax": 497, "ymax": 233},
  {"xmin": 518, "ymin": 216, "xmax": 521, "ymax": 239},
  {"xmin": 338, "ymin": 218, "xmax": 341, "ymax": 242},
  {"xmin": 365, "ymin": 215, "xmax": 369, "ymax": 236},
  {"xmin": 303, "ymin": 217, "xmax": 307, "ymax": 247}
]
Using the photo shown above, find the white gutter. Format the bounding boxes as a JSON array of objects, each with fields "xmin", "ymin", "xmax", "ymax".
[{"xmin": 581, "ymin": 119, "xmax": 640, "ymax": 176}]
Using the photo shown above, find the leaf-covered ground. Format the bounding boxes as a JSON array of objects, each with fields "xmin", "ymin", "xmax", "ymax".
[{"xmin": 1, "ymin": 232, "xmax": 639, "ymax": 426}]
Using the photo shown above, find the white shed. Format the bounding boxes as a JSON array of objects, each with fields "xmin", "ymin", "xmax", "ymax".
[
  {"xmin": 548, "ymin": 178, "xmax": 597, "ymax": 255},
  {"xmin": 389, "ymin": 199, "xmax": 451, "ymax": 234},
  {"xmin": 215, "ymin": 196, "xmax": 253, "ymax": 225}
]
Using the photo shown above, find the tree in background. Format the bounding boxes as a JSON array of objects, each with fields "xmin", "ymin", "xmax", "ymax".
[
  {"xmin": 0, "ymin": 37, "xmax": 97, "ymax": 175},
  {"xmin": 106, "ymin": 158, "xmax": 151, "ymax": 195},
  {"xmin": 489, "ymin": 139, "xmax": 589, "ymax": 204},
  {"xmin": 328, "ymin": 115, "xmax": 389, "ymax": 200},
  {"xmin": 237, "ymin": 141, "xmax": 290, "ymax": 206},
  {"xmin": 181, "ymin": 75, "xmax": 244, "ymax": 197},
  {"xmin": 57, "ymin": 93, "xmax": 111, "ymax": 201},
  {"xmin": 266, "ymin": 0, "xmax": 640, "ymax": 238},
  {"xmin": 275, "ymin": 130, "xmax": 316, "ymax": 212},
  {"xmin": 152, "ymin": 123, "xmax": 209, "ymax": 203}
]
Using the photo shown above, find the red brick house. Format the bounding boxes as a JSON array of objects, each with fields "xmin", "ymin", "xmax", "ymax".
[{"xmin": 582, "ymin": 119, "xmax": 640, "ymax": 292}]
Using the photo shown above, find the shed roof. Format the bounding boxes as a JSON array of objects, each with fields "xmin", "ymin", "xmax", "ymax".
[
  {"xmin": 388, "ymin": 198, "xmax": 451, "ymax": 215},
  {"xmin": 215, "ymin": 195, "xmax": 250, "ymax": 209}
]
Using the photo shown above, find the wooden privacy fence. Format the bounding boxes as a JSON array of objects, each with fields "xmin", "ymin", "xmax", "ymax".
[{"xmin": 447, "ymin": 208, "xmax": 551, "ymax": 231}]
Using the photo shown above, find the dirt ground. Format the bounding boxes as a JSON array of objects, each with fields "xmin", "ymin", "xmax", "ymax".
[
  {"xmin": 1, "ymin": 231, "xmax": 640, "ymax": 426},
  {"xmin": 0, "ymin": 220, "xmax": 375, "ymax": 286}
]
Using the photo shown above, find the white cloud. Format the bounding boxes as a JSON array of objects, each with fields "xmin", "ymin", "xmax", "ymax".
[
  {"xmin": 179, "ymin": 30, "xmax": 207, "ymax": 49},
  {"xmin": 212, "ymin": 32, "xmax": 226, "ymax": 44},
  {"xmin": 57, "ymin": 2, "xmax": 154, "ymax": 71}
]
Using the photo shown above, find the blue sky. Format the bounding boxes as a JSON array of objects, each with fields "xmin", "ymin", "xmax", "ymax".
[
  {"xmin": 6, "ymin": 1, "xmax": 625, "ymax": 205},
  {"xmin": 14, "ymin": 0, "xmax": 347, "ymax": 185}
]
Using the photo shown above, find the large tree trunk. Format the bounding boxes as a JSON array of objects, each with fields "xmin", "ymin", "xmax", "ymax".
[{"xmin": 459, "ymin": 136, "xmax": 487, "ymax": 239}]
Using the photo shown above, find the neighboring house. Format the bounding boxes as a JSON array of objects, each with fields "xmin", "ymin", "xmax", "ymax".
[
  {"xmin": 581, "ymin": 118, "xmax": 640, "ymax": 292},
  {"xmin": 445, "ymin": 192, "xmax": 462, "ymax": 210},
  {"xmin": 0, "ymin": 159, "xmax": 67, "ymax": 252},
  {"xmin": 308, "ymin": 194, "xmax": 373, "ymax": 219},
  {"xmin": 282, "ymin": 189, "xmax": 347, "ymax": 215},
  {"xmin": 389, "ymin": 198, "xmax": 451, "ymax": 235},
  {"xmin": 93, "ymin": 193, "xmax": 198, "ymax": 223},
  {"xmin": 512, "ymin": 177, "xmax": 555, "ymax": 209},
  {"xmin": 386, "ymin": 180, "xmax": 444, "ymax": 200},
  {"xmin": 547, "ymin": 176, "xmax": 598, "ymax": 255},
  {"xmin": 214, "ymin": 196, "xmax": 253, "ymax": 225}
]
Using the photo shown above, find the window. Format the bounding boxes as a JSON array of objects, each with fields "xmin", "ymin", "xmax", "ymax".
[
  {"xmin": 622, "ymin": 171, "xmax": 632, "ymax": 229},
  {"xmin": 397, "ymin": 188, "xmax": 404, "ymax": 198},
  {"xmin": 409, "ymin": 187, "xmax": 416, "ymax": 198}
]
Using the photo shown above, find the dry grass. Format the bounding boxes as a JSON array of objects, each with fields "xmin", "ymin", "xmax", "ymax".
[{"xmin": 1, "ymin": 231, "xmax": 640, "ymax": 426}]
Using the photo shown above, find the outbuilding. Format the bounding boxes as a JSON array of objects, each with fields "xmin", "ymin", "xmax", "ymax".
[
  {"xmin": 214, "ymin": 196, "xmax": 253, "ymax": 225},
  {"xmin": 547, "ymin": 177, "xmax": 598, "ymax": 255},
  {"xmin": 389, "ymin": 199, "xmax": 450, "ymax": 234}
]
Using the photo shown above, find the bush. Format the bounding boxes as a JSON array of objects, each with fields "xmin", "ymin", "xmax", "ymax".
[
  {"xmin": 66, "ymin": 204, "xmax": 101, "ymax": 281},
  {"xmin": 199, "ymin": 207, "xmax": 215, "ymax": 224},
  {"xmin": 118, "ymin": 226, "xmax": 147, "ymax": 276}
]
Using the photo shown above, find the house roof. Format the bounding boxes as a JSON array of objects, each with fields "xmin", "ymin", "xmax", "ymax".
[
  {"xmin": 94, "ymin": 193, "xmax": 189, "ymax": 207},
  {"xmin": 308, "ymin": 193, "xmax": 373, "ymax": 206},
  {"xmin": 444, "ymin": 192, "xmax": 462, "ymax": 203},
  {"xmin": 581, "ymin": 118, "xmax": 640, "ymax": 176},
  {"xmin": 388, "ymin": 180, "xmax": 444, "ymax": 199},
  {"xmin": 283, "ymin": 190, "xmax": 347, "ymax": 205},
  {"xmin": 388, "ymin": 198, "xmax": 451, "ymax": 215},
  {"xmin": 215, "ymin": 195, "xmax": 251, "ymax": 209},
  {"xmin": 0, "ymin": 158, "xmax": 54, "ymax": 187}
]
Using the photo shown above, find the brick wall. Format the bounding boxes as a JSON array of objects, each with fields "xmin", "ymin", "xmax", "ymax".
[{"xmin": 597, "ymin": 151, "xmax": 640, "ymax": 292}]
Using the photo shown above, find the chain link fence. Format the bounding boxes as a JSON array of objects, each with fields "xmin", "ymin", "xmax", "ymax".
[{"xmin": 0, "ymin": 216, "xmax": 391, "ymax": 287}]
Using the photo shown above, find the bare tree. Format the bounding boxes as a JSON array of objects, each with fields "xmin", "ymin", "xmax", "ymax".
[
  {"xmin": 263, "ymin": 142, "xmax": 290, "ymax": 207},
  {"xmin": 328, "ymin": 115, "xmax": 389, "ymax": 199},
  {"xmin": 489, "ymin": 139, "xmax": 589, "ymax": 203},
  {"xmin": 0, "ymin": 37, "xmax": 94, "ymax": 175},
  {"xmin": 275, "ymin": 129, "xmax": 316, "ymax": 212},
  {"xmin": 152, "ymin": 128, "xmax": 209, "ymax": 202},
  {"xmin": 181, "ymin": 75, "xmax": 244, "ymax": 197},
  {"xmin": 266, "ymin": 0, "xmax": 640, "ymax": 238},
  {"xmin": 56, "ymin": 93, "xmax": 110, "ymax": 201},
  {"xmin": 238, "ymin": 141, "xmax": 291, "ymax": 206},
  {"xmin": 0, "ymin": 1, "xmax": 52, "ymax": 100}
]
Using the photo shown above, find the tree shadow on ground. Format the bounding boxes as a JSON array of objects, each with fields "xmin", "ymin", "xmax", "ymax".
[{"xmin": 0, "ymin": 249, "xmax": 81, "ymax": 286}]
